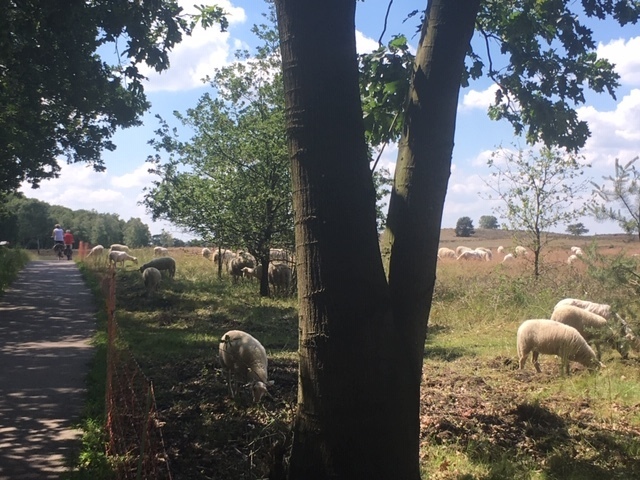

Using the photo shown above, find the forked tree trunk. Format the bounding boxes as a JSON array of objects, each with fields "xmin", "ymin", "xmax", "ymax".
[{"xmin": 274, "ymin": 0, "xmax": 480, "ymax": 478}]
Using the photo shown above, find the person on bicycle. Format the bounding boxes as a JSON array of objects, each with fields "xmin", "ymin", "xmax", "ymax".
[
  {"xmin": 52, "ymin": 224, "xmax": 65, "ymax": 258},
  {"xmin": 63, "ymin": 229, "xmax": 75, "ymax": 260}
]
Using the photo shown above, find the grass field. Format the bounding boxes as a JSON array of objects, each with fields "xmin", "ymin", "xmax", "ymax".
[{"xmin": 74, "ymin": 231, "xmax": 640, "ymax": 479}]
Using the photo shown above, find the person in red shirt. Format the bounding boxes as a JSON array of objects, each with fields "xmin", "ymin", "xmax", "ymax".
[{"xmin": 63, "ymin": 230, "xmax": 74, "ymax": 260}]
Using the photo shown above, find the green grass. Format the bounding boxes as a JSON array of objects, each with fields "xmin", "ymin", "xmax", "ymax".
[{"xmin": 70, "ymin": 246, "xmax": 640, "ymax": 479}]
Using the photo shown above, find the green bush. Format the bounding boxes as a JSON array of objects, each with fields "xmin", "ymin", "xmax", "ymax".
[{"xmin": 0, "ymin": 248, "xmax": 30, "ymax": 295}]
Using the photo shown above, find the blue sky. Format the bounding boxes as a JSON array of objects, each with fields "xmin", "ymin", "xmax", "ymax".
[{"xmin": 20, "ymin": 1, "xmax": 640, "ymax": 239}]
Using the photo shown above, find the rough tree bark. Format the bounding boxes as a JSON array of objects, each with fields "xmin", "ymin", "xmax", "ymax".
[{"xmin": 274, "ymin": 0, "xmax": 480, "ymax": 478}]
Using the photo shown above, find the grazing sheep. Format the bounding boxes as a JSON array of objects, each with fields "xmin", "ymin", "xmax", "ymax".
[
  {"xmin": 567, "ymin": 254, "xmax": 580, "ymax": 265},
  {"xmin": 241, "ymin": 265, "xmax": 263, "ymax": 281},
  {"xmin": 213, "ymin": 248, "xmax": 235, "ymax": 271},
  {"xmin": 142, "ymin": 267, "xmax": 162, "ymax": 293},
  {"xmin": 551, "ymin": 305, "xmax": 610, "ymax": 358},
  {"xmin": 154, "ymin": 246, "xmax": 169, "ymax": 257},
  {"xmin": 270, "ymin": 248, "xmax": 293, "ymax": 263},
  {"xmin": 109, "ymin": 243, "xmax": 130, "ymax": 252},
  {"xmin": 229, "ymin": 252, "xmax": 255, "ymax": 283},
  {"xmin": 202, "ymin": 247, "xmax": 212, "ymax": 259},
  {"xmin": 501, "ymin": 253, "xmax": 515, "ymax": 264},
  {"xmin": 219, "ymin": 330, "xmax": 273, "ymax": 403},
  {"xmin": 497, "ymin": 245, "xmax": 505, "ymax": 254},
  {"xmin": 570, "ymin": 246, "xmax": 584, "ymax": 256},
  {"xmin": 474, "ymin": 248, "xmax": 492, "ymax": 261},
  {"xmin": 108, "ymin": 250, "xmax": 138, "ymax": 267},
  {"xmin": 515, "ymin": 246, "xmax": 528, "ymax": 256},
  {"xmin": 139, "ymin": 257, "xmax": 176, "ymax": 278},
  {"xmin": 457, "ymin": 250, "xmax": 484, "ymax": 261},
  {"xmin": 438, "ymin": 247, "xmax": 456, "ymax": 260},
  {"xmin": 517, "ymin": 319, "xmax": 604, "ymax": 374},
  {"xmin": 455, "ymin": 246, "xmax": 473, "ymax": 256},
  {"xmin": 553, "ymin": 298, "xmax": 612, "ymax": 320},
  {"xmin": 268, "ymin": 262, "xmax": 292, "ymax": 295},
  {"xmin": 86, "ymin": 245, "xmax": 104, "ymax": 258}
]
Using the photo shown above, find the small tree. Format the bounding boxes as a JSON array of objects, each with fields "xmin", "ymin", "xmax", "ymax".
[
  {"xmin": 590, "ymin": 157, "xmax": 640, "ymax": 241},
  {"xmin": 566, "ymin": 222, "xmax": 589, "ymax": 236},
  {"xmin": 455, "ymin": 217, "xmax": 475, "ymax": 237},
  {"xmin": 479, "ymin": 215, "xmax": 499, "ymax": 229},
  {"xmin": 484, "ymin": 146, "xmax": 590, "ymax": 276}
]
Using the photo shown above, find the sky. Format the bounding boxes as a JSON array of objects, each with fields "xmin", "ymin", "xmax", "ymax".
[{"xmin": 19, "ymin": 0, "xmax": 640, "ymax": 239}]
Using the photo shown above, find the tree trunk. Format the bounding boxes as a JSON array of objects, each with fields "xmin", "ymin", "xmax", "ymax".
[{"xmin": 275, "ymin": 0, "xmax": 480, "ymax": 478}]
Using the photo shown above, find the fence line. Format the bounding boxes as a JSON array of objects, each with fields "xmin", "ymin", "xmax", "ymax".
[{"xmin": 103, "ymin": 265, "xmax": 173, "ymax": 479}]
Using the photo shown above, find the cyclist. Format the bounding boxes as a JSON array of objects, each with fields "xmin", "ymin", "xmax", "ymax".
[
  {"xmin": 63, "ymin": 229, "xmax": 74, "ymax": 260},
  {"xmin": 52, "ymin": 224, "xmax": 65, "ymax": 258}
]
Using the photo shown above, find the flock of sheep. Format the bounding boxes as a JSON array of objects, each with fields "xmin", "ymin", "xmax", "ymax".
[
  {"xmin": 517, "ymin": 298, "xmax": 639, "ymax": 375},
  {"xmin": 85, "ymin": 243, "xmax": 294, "ymax": 296},
  {"xmin": 439, "ymin": 244, "xmax": 585, "ymax": 265}
]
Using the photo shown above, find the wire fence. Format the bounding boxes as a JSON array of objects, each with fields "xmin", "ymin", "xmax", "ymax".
[{"xmin": 102, "ymin": 265, "xmax": 173, "ymax": 479}]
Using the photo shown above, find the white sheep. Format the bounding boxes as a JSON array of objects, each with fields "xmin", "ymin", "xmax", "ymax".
[
  {"xmin": 553, "ymin": 298, "xmax": 612, "ymax": 320},
  {"xmin": 570, "ymin": 246, "xmax": 584, "ymax": 256},
  {"xmin": 108, "ymin": 250, "xmax": 138, "ymax": 267},
  {"xmin": 501, "ymin": 253, "xmax": 515, "ymax": 264},
  {"xmin": 213, "ymin": 248, "xmax": 235, "ymax": 271},
  {"xmin": 437, "ymin": 247, "xmax": 456, "ymax": 260},
  {"xmin": 515, "ymin": 246, "xmax": 528, "ymax": 256},
  {"xmin": 455, "ymin": 246, "xmax": 473, "ymax": 256},
  {"xmin": 109, "ymin": 243, "xmax": 130, "ymax": 252},
  {"xmin": 567, "ymin": 254, "xmax": 580, "ymax": 265},
  {"xmin": 241, "ymin": 265, "xmax": 263, "ymax": 281},
  {"xmin": 551, "ymin": 305, "xmax": 610, "ymax": 358},
  {"xmin": 202, "ymin": 247, "xmax": 212, "ymax": 259},
  {"xmin": 270, "ymin": 248, "xmax": 293, "ymax": 263},
  {"xmin": 219, "ymin": 330, "xmax": 273, "ymax": 403},
  {"xmin": 154, "ymin": 246, "xmax": 169, "ymax": 257},
  {"xmin": 497, "ymin": 245, "xmax": 505, "ymax": 254},
  {"xmin": 517, "ymin": 319, "xmax": 604, "ymax": 374},
  {"xmin": 139, "ymin": 257, "xmax": 176, "ymax": 278},
  {"xmin": 457, "ymin": 250, "xmax": 484, "ymax": 261},
  {"xmin": 474, "ymin": 248, "xmax": 492, "ymax": 261},
  {"xmin": 86, "ymin": 245, "xmax": 104, "ymax": 258},
  {"xmin": 229, "ymin": 252, "xmax": 255, "ymax": 283},
  {"xmin": 268, "ymin": 262, "xmax": 292, "ymax": 295},
  {"xmin": 142, "ymin": 267, "xmax": 162, "ymax": 293}
]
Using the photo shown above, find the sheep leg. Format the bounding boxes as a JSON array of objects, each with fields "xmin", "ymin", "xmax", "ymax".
[
  {"xmin": 518, "ymin": 354, "xmax": 527, "ymax": 370},
  {"xmin": 532, "ymin": 352, "xmax": 542, "ymax": 373}
]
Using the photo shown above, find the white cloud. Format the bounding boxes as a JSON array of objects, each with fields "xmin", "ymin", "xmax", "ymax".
[
  {"xmin": 139, "ymin": 1, "xmax": 248, "ymax": 92},
  {"xmin": 597, "ymin": 36, "xmax": 640, "ymax": 86},
  {"xmin": 461, "ymin": 84, "xmax": 499, "ymax": 110},
  {"xmin": 19, "ymin": 162, "xmax": 189, "ymax": 238},
  {"xmin": 356, "ymin": 30, "xmax": 379, "ymax": 54},
  {"xmin": 578, "ymin": 88, "xmax": 640, "ymax": 167}
]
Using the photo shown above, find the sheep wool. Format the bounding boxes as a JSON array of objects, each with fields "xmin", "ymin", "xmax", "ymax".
[
  {"xmin": 517, "ymin": 319, "xmax": 603, "ymax": 374},
  {"xmin": 550, "ymin": 305, "xmax": 607, "ymax": 341},
  {"xmin": 142, "ymin": 267, "xmax": 162, "ymax": 293},
  {"xmin": 139, "ymin": 257, "xmax": 176, "ymax": 278},
  {"xmin": 553, "ymin": 298, "xmax": 612, "ymax": 320},
  {"xmin": 219, "ymin": 330, "xmax": 273, "ymax": 403}
]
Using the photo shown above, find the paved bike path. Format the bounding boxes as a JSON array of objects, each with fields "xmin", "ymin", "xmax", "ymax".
[{"xmin": 0, "ymin": 260, "xmax": 96, "ymax": 479}]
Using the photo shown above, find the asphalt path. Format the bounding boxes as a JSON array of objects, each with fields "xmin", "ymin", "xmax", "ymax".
[{"xmin": 0, "ymin": 260, "xmax": 96, "ymax": 479}]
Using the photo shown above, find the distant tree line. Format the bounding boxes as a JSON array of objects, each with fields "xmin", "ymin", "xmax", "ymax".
[{"xmin": 0, "ymin": 193, "xmax": 178, "ymax": 249}]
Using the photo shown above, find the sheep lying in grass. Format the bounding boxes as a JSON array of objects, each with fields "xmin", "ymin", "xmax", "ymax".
[
  {"xmin": 139, "ymin": 256, "xmax": 176, "ymax": 279},
  {"xmin": 109, "ymin": 250, "xmax": 138, "ymax": 267},
  {"xmin": 219, "ymin": 330, "xmax": 273, "ymax": 403},
  {"xmin": 517, "ymin": 319, "xmax": 604, "ymax": 374},
  {"xmin": 142, "ymin": 267, "xmax": 162, "ymax": 293},
  {"xmin": 553, "ymin": 298, "xmax": 611, "ymax": 320},
  {"xmin": 551, "ymin": 305, "xmax": 609, "ymax": 359}
]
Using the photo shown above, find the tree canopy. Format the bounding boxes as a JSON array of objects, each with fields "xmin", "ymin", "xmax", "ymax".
[{"xmin": 0, "ymin": 1, "xmax": 226, "ymax": 196}]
